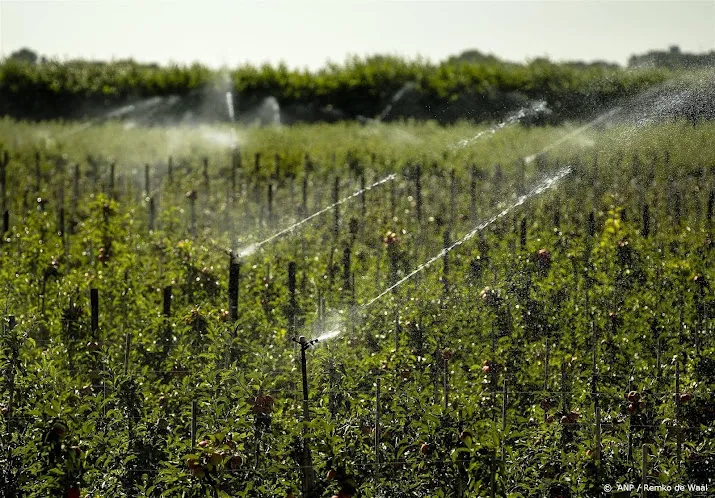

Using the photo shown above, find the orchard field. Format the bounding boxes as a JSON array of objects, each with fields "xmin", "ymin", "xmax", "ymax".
[{"xmin": 0, "ymin": 115, "xmax": 714, "ymax": 498}]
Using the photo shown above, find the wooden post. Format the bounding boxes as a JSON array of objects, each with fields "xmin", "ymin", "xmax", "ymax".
[
  {"xmin": 144, "ymin": 163, "xmax": 150, "ymax": 195},
  {"xmin": 109, "ymin": 162, "xmax": 115, "ymax": 199},
  {"xmin": 587, "ymin": 211, "xmax": 595, "ymax": 238},
  {"xmin": 302, "ymin": 174, "xmax": 309, "ymax": 216},
  {"xmin": 442, "ymin": 230, "xmax": 450, "ymax": 294},
  {"xmin": 501, "ymin": 379, "xmax": 507, "ymax": 465},
  {"xmin": 274, "ymin": 153, "xmax": 280, "ymax": 180},
  {"xmin": 149, "ymin": 196, "xmax": 156, "ymax": 231},
  {"xmin": 89, "ymin": 156, "xmax": 98, "ymax": 192},
  {"xmin": 390, "ymin": 176, "xmax": 396, "ymax": 219},
  {"xmin": 163, "ymin": 285, "xmax": 172, "ymax": 319},
  {"xmin": 375, "ymin": 377, "xmax": 381, "ymax": 479},
  {"xmin": 5, "ymin": 315, "xmax": 16, "ymax": 435},
  {"xmin": 641, "ymin": 444, "xmax": 648, "ymax": 498},
  {"xmin": 360, "ymin": 173, "xmax": 367, "ymax": 219},
  {"xmin": 470, "ymin": 164, "xmax": 477, "ymax": 225},
  {"xmin": 656, "ymin": 336, "xmax": 662, "ymax": 382},
  {"xmin": 123, "ymin": 332, "xmax": 131, "ymax": 375},
  {"xmin": 592, "ymin": 319, "xmax": 602, "ymax": 483},
  {"xmin": 707, "ymin": 189, "xmax": 714, "ymax": 224},
  {"xmin": 490, "ymin": 448, "xmax": 496, "ymax": 498},
  {"xmin": 72, "ymin": 163, "xmax": 80, "ymax": 221},
  {"xmin": 443, "ymin": 356, "xmax": 449, "ymax": 410},
  {"xmin": 674, "ymin": 191, "xmax": 682, "ymax": 226},
  {"xmin": 254, "ymin": 152, "xmax": 261, "ymax": 175},
  {"xmin": 0, "ymin": 150, "xmax": 7, "ymax": 214},
  {"xmin": 163, "ymin": 285, "xmax": 172, "ymax": 344},
  {"xmin": 642, "ymin": 203, "xmax": 650, "ymax": 238},
  {"xmin": 394, "ymin": 309, "xmax": 400, "ymax": 351},
  {"xmin": 415, "ymin": 164, "xmax": 422, "ymax": 225},
  {"xmin": 517, "ymin": 158, "xmax": 525, "ymax": 195},
  {"xmin": 319, "ymin": 292, "xmax": 325, "ymax": 332},
  {"xmin": 560, "ymin": 363, "xmax": 567, "ymax": 422},
  {"xmin": 333, "ymin": 176, "xmax": 340, "ymax": 237},
  {"xmin": 675, "ymin": 362, "xmax": 682, "ymax": 465},
  {"xmin": 232, "ymin": 148, "xmax": 240, "ymax": 194},
  {"xmin": 519, "ymin": 218, "xmax": 527, "ymax": 249},
  {"xmin": 267, "ymin": 183, "xmax": 274, "ymax": 225},
  {"xmin": 90, "ymin": 288, "xmax": 99, "ymax": 340},
  {"xmin": 167, "ymin": 156, "xmax": 173, "ymax": 185},
  {"xmin": 544, "ymin": 338, "xmax": 549, "ymax": 422},
  {"xmin": 553, "ymin": 203, "xmax": 560, "ymax": 228},
  {"xmin": 287, "ymin": 261, "xmax": 297, "ymax": 333},
  {"xmin": 189, "ymin": 193, "xmax": 197, "ymax": 238},
  {"xmin": 228, "ymin": 257, "xmax": 240, "ymax": 323},
  {"xmin": 342, "ymin": 247, "xmax": 351, "ymax": 291},
  {"xmin": 449, "ymin": 169, "xmax": 456, "ymax": 229},
  {"xmin": 202, "ymin": 157, "xmax": 209, "ymax": 188}
]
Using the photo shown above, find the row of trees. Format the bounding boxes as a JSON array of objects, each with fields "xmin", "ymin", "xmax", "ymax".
[{"xmin": 0, "ymin": 49, "xmax": 675, "ymax": 124}]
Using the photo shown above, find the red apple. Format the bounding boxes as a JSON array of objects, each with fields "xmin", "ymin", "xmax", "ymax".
[
  {"xmin": 420, "ymin": 443, "xmax": 430, "ymax": 455},
  {"xmin": 66, "ymin": 487, "xmax": 80, "ymax": 498},
  {"xmin": 627, "ymin": 403, "xmax": 637, "ymax": 414},
  {"xmin": 326, "ymin": 469, "xmax": 337, "ymax": 480},
  {"xmin": 679, "ymin": 393, "xmax": 692, "ymax": 403}
]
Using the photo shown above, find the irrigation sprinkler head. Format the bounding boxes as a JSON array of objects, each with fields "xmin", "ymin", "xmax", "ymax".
[{"xmin": 292, "ymin": 335, "xmax": 318, "ymax": 351}]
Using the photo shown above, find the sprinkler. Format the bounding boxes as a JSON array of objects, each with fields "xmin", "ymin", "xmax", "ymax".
[
  {"xmin": 292, "ymin": 335, "xmax": 319, "ymax": 422},
  {"xmin": 291, "ymin": 335, "xmax": 318, "ymax": 494}
]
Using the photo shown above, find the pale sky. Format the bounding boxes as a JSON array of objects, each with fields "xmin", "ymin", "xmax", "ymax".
[{"xmin": 1, "ymin": 0, "xmax": 713, "ymax": 70}]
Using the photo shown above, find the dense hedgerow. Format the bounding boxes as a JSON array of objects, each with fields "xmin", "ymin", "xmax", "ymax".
[{"xmin": 0, "ymin": 56, "xmax": 673, "ymax": 123}]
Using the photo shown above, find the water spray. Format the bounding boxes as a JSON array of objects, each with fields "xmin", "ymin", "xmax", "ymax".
[
  {"xmin": 55, "ymin": 96, "xmax": 169, "ymax": 140},
  {"xmin": 450, "ymin": 100, "xmax": 550, "ymax": 150},
  {"xmin": 226, "ymin": 92, "xmax": 236, "ymax": 123},
  {"xmin": 361, "ymin": 166, "xmax": 571, "ymax": 308},
  {"xmin": 233, "ymin": 174, "xmax": 396, "ymax": 258},
  {"xmin": 373, "ymin": 82, "xmax": 417, "ymax": 122},
  {"xmin": 308, "ymin": 166, "xmax": 572, "ymax": 345},
  {"xmin": 523, "ymin": 107, "xmax": 621, "ymax": 164}
]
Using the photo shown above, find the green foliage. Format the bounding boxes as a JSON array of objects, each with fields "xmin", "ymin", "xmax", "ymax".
[
  {"xmin": 0, "ymin": 56, "xmax": 673, "ymax": 123},
  {"xmin": 0, "ymin": 119, "xmax": 714, "ymax": 496}
]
